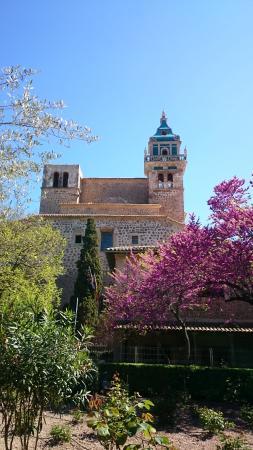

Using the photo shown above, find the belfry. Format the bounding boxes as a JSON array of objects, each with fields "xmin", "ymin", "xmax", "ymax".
[{"xmin": 144, "ymin": 111, "xmax": 187, "ymax": 222}]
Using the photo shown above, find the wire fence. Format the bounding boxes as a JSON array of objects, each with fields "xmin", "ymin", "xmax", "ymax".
[
  {"xmin": 89, "ymin": 344, "xmax": 253, "ymax": 368},
  {"xmin": 119, "ymin": 346, "xmax": 253, "ymax": 367}
]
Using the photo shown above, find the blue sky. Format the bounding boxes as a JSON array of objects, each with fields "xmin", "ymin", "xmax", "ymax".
[{"xmin": 1, "ymin": 0, "xmax": 253, "ymax": 223}]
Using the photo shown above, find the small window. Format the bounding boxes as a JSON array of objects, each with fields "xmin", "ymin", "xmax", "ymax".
[
  {"xmin": 63, "ymin": 172, "xmax": 69, "ymax": 187},
  {"xmin": 75, "ymin": 235, "xmax": 82, "ymax": 244},
  {"xmin": 162, "ymin": 130, "xmax": 167, "ymax": 135},
  {"xmin": 168, "ymin": 173, "xmax": 173, "ymax": 182},
  {"xmin": 101, "ymin": 231, "xmax": 113, "ymax": 251},
  {"xmin": 158, "ymin": 173, "xmax": 164, "ymax": 182},
  {"xmin": 132, "ymin": 235, "xmax": 139, "ymax": 245},
  {"xmin": 172, "ymin": 144, "xmax": 177, "ymax": 155},
  {"xmin": 162, "ymin": 149, "xmax": 168, "ymax": 156},
  {"xmin": 153, "ymin": 144, "xmax": 158, "ymax": 156},
  {"xmin": 53, "ymin": 172, "xmax": 59, "ymax": 188}
]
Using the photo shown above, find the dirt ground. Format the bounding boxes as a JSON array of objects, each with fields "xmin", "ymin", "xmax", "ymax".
[{"xmin": 1, "ymin": 406, "xmax": 253, "ymax": 450}]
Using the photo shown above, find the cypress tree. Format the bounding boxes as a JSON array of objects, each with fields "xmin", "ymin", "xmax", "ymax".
[{"xmin": 71, "ymin": 218, "xmax": 102, "ymax": 328}]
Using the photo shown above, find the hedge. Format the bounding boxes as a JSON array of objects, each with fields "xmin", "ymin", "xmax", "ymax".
[{"xmin": 99, "ymin": 363, "xmax": 253, "ymax": 402}]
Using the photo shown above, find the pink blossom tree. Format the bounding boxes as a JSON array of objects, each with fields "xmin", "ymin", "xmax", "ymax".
[
  {"xmin": 105, "ymin": 177, "xmax": 253, "ymax": 361},
  {"xmin": 106, "ymin": 220, "xmax": 212, "ymax": 360},
  {"xmin": 206, "ymin": 177, "xmax": 253, "ymax": 304}
]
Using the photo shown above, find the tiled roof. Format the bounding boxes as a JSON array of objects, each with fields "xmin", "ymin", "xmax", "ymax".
[
  {"xmin": 105, "ymin": 245, "xmax": 156, "ymax": 253},
  {"xmin": 115, "ymin": 324, "xmax": 253, "ymax": 333}
]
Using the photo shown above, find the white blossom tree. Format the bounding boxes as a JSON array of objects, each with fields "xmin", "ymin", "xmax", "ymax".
[{"xmin": 0, "ymin": 66, "xmax": 97, "ymax": 216}]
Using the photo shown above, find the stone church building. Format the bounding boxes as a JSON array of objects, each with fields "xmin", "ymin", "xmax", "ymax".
[
  {"xmin": 39, "ymin": 112, "xmax": 187, "ymax": 303},
  {"xmin": 39, "ymin": 112, "xmax": 253, "ymax": 367}
]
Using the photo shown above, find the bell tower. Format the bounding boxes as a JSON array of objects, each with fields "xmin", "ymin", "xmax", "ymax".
[
  {"xmin": 144, "ymin": 112, "xmax": 187, "ymax": 223},
  {"xmin": 39, "ymin": 164, "xmax": 82, "ymax": 214}
]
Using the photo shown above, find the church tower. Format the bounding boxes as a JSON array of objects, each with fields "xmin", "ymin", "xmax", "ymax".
[
  {"xmin": 144, "ymin": 112, "xmax": 187, "ymax": 223},
  {"xmin": 39, "ymin": 164, "xmax": 82, "ymax": 214}
]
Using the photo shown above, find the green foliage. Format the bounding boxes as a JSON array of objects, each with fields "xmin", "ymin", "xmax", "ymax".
[
  {"xmin": 240, "ymin": 405, "xmax": 253, "ymax": 425},
  {"xmin": 87, "ymin": 373, "xmax": 174, "ymax": 449},
  {"xmin": 71, "ymin": 409, "xmax": 84, "ymax": 424},
  {"xmin": 197, "ymin": 407, "xmax": 234, "ymax": 434},
  {"xmin": 72, "ymin": 218, "xmax": 102, "ymax": 328},
  {"xmin": 50, "ymin": 425, "xmax": 71, "ymax": 444},
  {"xmin": 0, "ymin": 217, "xmax": 65, "ymax": 315},
  {"xmin": 99, "ymin": 363, "xmax": 253, "ymax": 403},
  {"xmin": 224, "ymin": 377, "xmax": 242, "ymax": 403},
  {"xmin": 0, "ymin": 312, "xmax": 94, "ymax": 450},
  {"xmin": 217, "ymin": 434, "xmax": 249, "ymax": 450}
]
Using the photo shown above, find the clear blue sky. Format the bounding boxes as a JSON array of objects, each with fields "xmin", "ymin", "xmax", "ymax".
[{"xmin": 2, "ymin": 0, "xmax": 253, "ymax": 223}]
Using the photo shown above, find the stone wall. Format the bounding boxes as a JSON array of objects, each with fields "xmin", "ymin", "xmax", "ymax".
[
  {"xmin": 149, "ymin": 188, "xmax": 185, "ymax": 222},
  {"xmin": 80, "ymin": 178, "xmax": 148, "ymax": 204},
  {"xmin": 40, "ymin": 188, "xmax": 80, "ymax": 213},
  {"xmin": 59, "ymin": 202, "xmax": 161, "ymax": 216},
  {"xmin": 145, "ymin": 159, "xmax": 186, "ymax": 223},
  {"xmin": 42, "ymin": 214, "xmax": 179, "ymax": 305}
]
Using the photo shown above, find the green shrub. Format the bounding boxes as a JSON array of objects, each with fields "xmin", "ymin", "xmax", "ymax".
[
  {"xmin": 217, "ymin": 434, "xmax": 249, "ymax": 450},
  {"xmin": 0, "ymin": 313, "xmax": 94, "ymax": 450},
  {"xmin": 87, "ymin": 373, "xmax": 175, "ymax": 449},
  {"xmin": 50, "ymin": 425, "xmax": 71, "ymax": 444},
  {"xmin": 99, "ymin": 363, "xmax": 253, "ymax": 403},
  {"xmin": 71, "ymin": 409, "xmax": 84, "ymax": 424},
  {"xmin": 197, "ymin": 407, "xmax": 234, "ymax": 434},
  {"xmin": 240, "ymin": 405, "xmax": 253, "ymax": 425}
]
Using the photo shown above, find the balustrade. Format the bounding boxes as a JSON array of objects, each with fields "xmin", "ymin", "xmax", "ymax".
[
  {"xmin": 144, "ymin": 154, "xmax": 186, "ymax": 162},
  {"xmin": 158, "ymin": 181, "xmax": 173, "ymax": 189}
]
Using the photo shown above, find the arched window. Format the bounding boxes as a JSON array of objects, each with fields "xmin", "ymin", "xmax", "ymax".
[
  {"xmin": 158, "ymin": 173, "xmax": 164, "ymax": 188},
  {"xmin": 167, "ymin": 173, "xmax": 173, "ymax": 188},
  {"xmin": 53, "ymin": 172, "xmax": 59, "ymax": 188},
  {"xmin": 63, "ymin": 172, "xmax": 69, "ymax": 187}
]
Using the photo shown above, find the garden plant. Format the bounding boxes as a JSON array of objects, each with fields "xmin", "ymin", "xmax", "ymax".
[
  {"xmin": 87, "ymin": 373, "xmax": 175, "ymax": 449},
  {"xmin": 0, "ymin": 312, "xmax": 94, "ymax": 450},
  {"xmin": 216, "ymin": 434, "xmax": 250, "ymax": 450},
  {"xmin": 50, "ymin": 425, "xmax": 72, "ymax": 444},
  {"xmin": 197, "ymin": 407, "xmax": 234, "ymax": 435}
]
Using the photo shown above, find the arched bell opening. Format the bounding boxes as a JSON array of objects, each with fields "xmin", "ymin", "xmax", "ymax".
[{"xmin": 53, "ymin": 172, "xmax": 59, "ymax": 188}]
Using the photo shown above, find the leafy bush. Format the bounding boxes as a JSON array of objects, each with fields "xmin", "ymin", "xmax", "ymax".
[
  {"xmin": 0, "ymin": 313, "xmax": 94, "ymax": 450},
  {"xmin": 87, "ymin": 373, "xmax": 175, "ymax": 449},
  {"xmin": 99, "ymin": 363, "xmax": 253, "ymax": 403},
  {"xmin": 240, "ymin": 405, "xmax": 253, "ymax": 425},
  {"xmin": 71, "ymin": 409, "xmax": 84, "ymax": 424},
  {"xmin": 217, "ymin": 434, "xmax": 249, "ymax": 450},
  {"xmin": 197, "ymin": 407, "xmax": 234, "ymax": 434},
  {"xmin": 50, "ymin": 425, "xmax": 71, "ymax": 444}
]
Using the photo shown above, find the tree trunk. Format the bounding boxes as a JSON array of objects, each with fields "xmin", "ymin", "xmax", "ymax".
[
  {"xmin": 171, "ymin": 306, "xmax": 191, "ymax": 364},
  {"xmin": 181, "ymin": 322, "xmax": 191, "ymax": 363}
]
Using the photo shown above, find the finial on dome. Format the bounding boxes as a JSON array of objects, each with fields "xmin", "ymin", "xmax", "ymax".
[{"xmin": 161, "ymin": 110, "xmax": 167, "ymax": 122}]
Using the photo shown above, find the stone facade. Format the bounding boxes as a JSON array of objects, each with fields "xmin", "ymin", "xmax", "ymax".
[
  {"xmin": 80, "ymin": 178, "xmax": 149, "ymax": 204},
  {"xmin": 41, "ymin": 214, "xmax": 180, "ymax": 303},
  {"xmin": 39, "ymin": 113, "xmax": 187, "ymax": 304}
]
